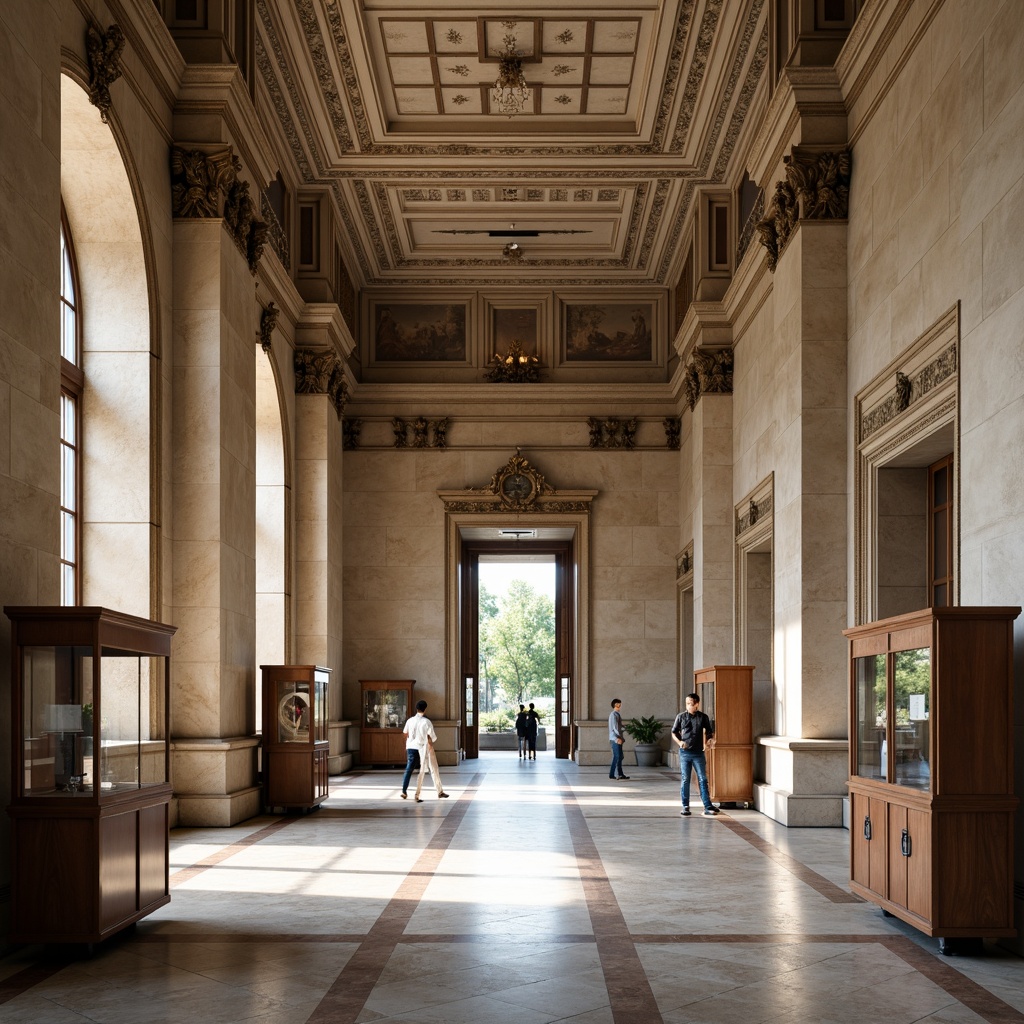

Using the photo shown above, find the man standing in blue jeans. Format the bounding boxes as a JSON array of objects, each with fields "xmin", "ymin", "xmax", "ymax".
[
  {"xmin": 608, "ymin": 698, "xmax": 629, "ymax": 780},
  {"xmin": 671, "ymin": 692, "xmax": 718, "ymax": 816}
]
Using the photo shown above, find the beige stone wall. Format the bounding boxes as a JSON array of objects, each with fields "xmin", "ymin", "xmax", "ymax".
[{"xmin": 341, "ymin": 427, "xmax": 682, "ymax": 759}]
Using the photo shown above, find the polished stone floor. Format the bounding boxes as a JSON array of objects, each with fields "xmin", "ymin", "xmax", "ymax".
[{"xmin": 2, "ymin": 753, "xmax": 1023, "ymax": 1023}]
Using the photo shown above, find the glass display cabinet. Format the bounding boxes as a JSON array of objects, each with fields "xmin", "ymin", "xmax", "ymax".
[
  {"xmin": 359, "ymin": 680, "xmax": 414, "ymax": 765},
  {"xmin": 844, "ymin": 606, "xmax": 1020, "ymax": 952},
  {"xmin": 694, "ymin": 665, "xmax": 754, "ymax": 806},
  {"xmin": 5, "ymin": 605, "xmax": 176, "ymax": 945},
  {"xmin": 260, "ymin": 665, "xmax": 330, "ymax": 811}
]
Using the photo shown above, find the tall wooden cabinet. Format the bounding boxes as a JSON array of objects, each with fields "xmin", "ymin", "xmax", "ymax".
[
  {"xmin": 844, "ymin": 606, "xmax": 1020, "ymax": 950},
  {"xmin": 694, "ymin": 665, "xmax": 754, "ymax": 806},
  {"xmin": 5, "ymin": 606, "xmax": 176, "ymax": 945},
  {"xmin": 260, "ymin": 665, "xmax": 330, "ymax": 811},
  {"xmin": 359, "ymin": 680, "xmax": 415, "ymax": 765}
]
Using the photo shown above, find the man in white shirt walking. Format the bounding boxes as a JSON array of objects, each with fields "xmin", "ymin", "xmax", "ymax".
[{"xmin": 401, "ymin": 700, "xmax": 449, "ymax": 802}]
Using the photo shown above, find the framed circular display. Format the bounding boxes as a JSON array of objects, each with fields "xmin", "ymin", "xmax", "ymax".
[
  {"xmin": 278, "ymin": 689, "xmax": 310, "ymax": 737},
  {"xmin": 500, "ymin": 472, "xmax": 534, "ymax": 502}
]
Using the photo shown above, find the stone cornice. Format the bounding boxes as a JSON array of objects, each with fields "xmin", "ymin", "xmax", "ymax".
[
  {"xmin": 748, "ymin": 67, "xmax": 846, "ymax": 187},
  {"xmin": 104, "ymin": 0, "xmax": 185, "ymax": 113},
  {"xmin": 295, "ymin": 303, "xmax": 356, "ymax": 363},
  {"xmin": 174, "ymin": 65, "xmax": 276, "ymax": 187}
]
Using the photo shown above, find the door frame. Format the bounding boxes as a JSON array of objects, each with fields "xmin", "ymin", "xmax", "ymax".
[{"xmin": 461, "ymin": 539, "xmax": 574, "ymax": 759}]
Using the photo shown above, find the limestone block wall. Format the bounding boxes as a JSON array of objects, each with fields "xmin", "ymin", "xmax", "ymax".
[{"xmin": 340, "ymin": 414, "xmax": 681, "ymax": 762}]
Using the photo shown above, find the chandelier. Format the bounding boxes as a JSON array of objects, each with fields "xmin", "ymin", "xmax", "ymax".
[{"xmin": 491, "ymin": 28, "xmax": 531, "ymax": 118}]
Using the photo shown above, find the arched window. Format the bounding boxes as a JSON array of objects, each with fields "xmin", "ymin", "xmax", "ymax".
[{"xmin": 60, "ymin": 211, "xmax": 84, "ymax": 605}]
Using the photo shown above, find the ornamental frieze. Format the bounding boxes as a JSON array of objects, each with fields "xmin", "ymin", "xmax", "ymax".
[
  {"xmin": 294, "ymin": 348, "xmax": 347, "ymax": 418},
  {"xmin": 682, "ymin": 347, "xmax": 734, "ymax": 410},
  {"xmin": 736, "ymin": 493, "xmax": 773, "ymax": 536},
  {"xmin": 587, "ymin": 417, "xmax": 638, "ymax": 450},
  {"xmin": 86, "ymin": 23, "xmax": 125, "ymax": 124},
  {"xmin": 676, "ymin": 544, "xmax": 694, "ymax": 579},
  {"xmin": 859, "ymin": 343, "xmax": 957, "ymax": 443},
  {"xmin": 392, "ymin": 417, "xmax": 449, "ymax": 449},
  {"xmin": 664, "ymin": 416, "xmax": 681, "ymax": 450},
  {"xmin": 259, "ymin": 302, "xmax": 279, "ymax": 353},
  {"xmin": 756, "ymin": 148, "xmax": 851, "ymax": 272}
]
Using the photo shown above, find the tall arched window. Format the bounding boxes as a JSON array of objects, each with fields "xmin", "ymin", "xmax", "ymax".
[{"xmin": 60, "ymin": 211, "xmax": 84, "ymax": 605}]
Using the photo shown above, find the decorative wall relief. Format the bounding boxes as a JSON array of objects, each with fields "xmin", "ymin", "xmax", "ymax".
[
  {"xmin": 170, "ymin": 145, "xmax": 268, "ymax": 274},
  {"xmin": 682, "ymin": 347, "xmax": 734, "ymax": 410},
  {"xmin": 392, "ymin": 417, "xmax": 449, "ymax": 449},
  {"xmin": 485, "ymin": 340, "xmax": 541, "ymax": 382},
  {"xmin": 260, "ymin": 190, "xmax": 290, "ymax": 269},
  {"xmin": 342, "ymin": 419, "xmax": 362, "ymax": 450},
  {"xmin": 587, "ymin": 416, "xmax": 638, "ymax": 449},
  {"xmin": 86, "ymin": 23, "xmax": 125, "ymax": 124},
  {"xmin": 664, "ymin": 416, "xmax": 681, "ymax": 450},
  {"xmin": 259, "ymin": 302, "xmax": 279, "ymax": 353},
  {"xmin": 294, "ymin": 348, "xmax": 347, "ymax": 417},
  {"xmin": 756, "ymin": 148, "xmax": 851, "ymax": 272},
  {"xmin": 676, "ymin": 544, "xmax": 694, "ymax": 580},
  {"xmin": 736, "ymin": 492, "xmax": 772, "ymax": 536},
  {"xmin": 859, "ymin": 343, "xmax": 957, "ymax": 443}
]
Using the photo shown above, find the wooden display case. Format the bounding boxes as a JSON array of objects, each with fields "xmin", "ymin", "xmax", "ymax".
[
  {"xmin": 4, "ymin": 605, "xmax": 176, "ymax": 945},
  {"xmin": 844, "ymin": 606, "xmax": 1020, "ymax": 950},
  {"xmin": 694, "ymin": 665, "xmax": 754, "ymax": 806},
  {"xmin": 260, "ymin": 665, "xmax": 330, "ymax": 811},
  {"xmin": 359, "ymin": 680, "xmax": 414, "ymax": 765}
]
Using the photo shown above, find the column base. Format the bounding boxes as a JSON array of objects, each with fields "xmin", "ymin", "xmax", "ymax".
[
  {"xmin": 172, "ymin": 736, "xmax": 261, "ymax": 826},
  {"xmin": 329, "ymin": 720, "xmax": 354, "ymax": 775},
  {"xmin": 753, "ymin": 735, "xmax": 848, "ymax": 826}
]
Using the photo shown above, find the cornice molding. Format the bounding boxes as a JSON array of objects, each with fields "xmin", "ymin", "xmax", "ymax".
[
  {"xmin": 295, "ymin": 302, "xmax": 356, "ymax": 363},
  {"xmin": 175, "ymin": 65, "xmax": 277, "ymax": 186}
]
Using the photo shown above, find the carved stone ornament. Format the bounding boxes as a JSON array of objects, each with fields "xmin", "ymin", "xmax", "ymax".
[
  {"xmin": 392, "ymin": 417, "xmax": 449, "ymax": 449},
  {"xmin": 480, "ymin": 448, "xmax": 553, "ymax": 511},
  {"xmin": 485, "ymin": 340, "xmax": 541, "ymax": 383},
  {"xmin": 294, "ymin": 348, "xmax": 346, "ymax": 418},
  {"xmin": 682, "ymin": 347, "xmax": 734, "ymax": 410},
  {"xmin": 894, "ymin": 371, "xmax": 912, "ymax": 412},
  {"xmin": 259, "ymin": 302, "xmax": 279, "ymax": 353},
  {"xmin": 342, "ymin": 418, "xmax": 361, "ymax": 450},
  {"xmin": 736, "ymin": 492, "xmax": 773, "ymax": 536},
  {"xmin": 664, "ymin": 416, "xmax": 681, "ymax": 450},
  {"xmin": 587, "ymin": 416, "xmax": 638, "ymax": 450},
  {"xmin": 756, "ymin": 148, "xmax": 851, "ymax": 272},
  {"xmin": 170, "ymin": 145, "xmax": 268, "ymax": 274},
  {"xmin": 86, "ymin": 24, "xmax": 125, "ymax": 124},
  {"xmin": 676, "ymin": 545, "xmax": 693, "ymax": 579}
]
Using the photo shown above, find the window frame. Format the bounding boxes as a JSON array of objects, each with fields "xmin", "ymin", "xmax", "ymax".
[{"xmin": 60, "ymin": 207, "xmax": 84, "ymax": 607}]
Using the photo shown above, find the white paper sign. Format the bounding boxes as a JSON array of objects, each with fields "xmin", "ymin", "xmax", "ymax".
[{"xmin": 909, "ymin": 694, "xmax": 927, "ymax": 720}]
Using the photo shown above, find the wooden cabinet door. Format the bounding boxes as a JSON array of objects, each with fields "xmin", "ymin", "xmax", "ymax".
[
  {"xmin": 905, "ymin": 808, "xmax": 932, "ymax": 921},
  {"xmin": 852, "ymin": 791, "xmax": 887, "ymax": 897},
  {"xmin": 887, "ymin": 803, "xmax": 908, "ymax": 909}
]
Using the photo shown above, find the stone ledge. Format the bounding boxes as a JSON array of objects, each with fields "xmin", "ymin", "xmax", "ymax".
[
  {"xmin": 754, "ymin": 783, "xmax": 845, "ymax": 827},
  {"xmin": 176, "ymin": 785, "xmax": 262, "ymax": 827}
]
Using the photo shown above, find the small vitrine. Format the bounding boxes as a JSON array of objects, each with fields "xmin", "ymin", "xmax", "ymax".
[
  {"xmin": 5, "ymin": 605, "xmax": 176, "ymax": 945},
  {"xmin": 359, "ymin": 680, "xmax": 414, "ymax": 765},
  {"xmin": 694, "ymin": 665, "xmax": 754, "ymax": 806},
  {"xmin": 844, "ymin": 606, "xmax": 1020, "ymax": 950},
  {"xmin": 260, "ymin": 665, "xmax": 330, "ymax": 811}
]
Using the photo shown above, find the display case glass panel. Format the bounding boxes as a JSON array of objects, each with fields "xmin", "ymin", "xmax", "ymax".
[
  {"xmin": 700, "ymin": 681, "xmax": 716, "ymax": 729},
  {"xmin": 314, "ymin": 670, "xmax": 328, "ymax": 742},
  {"xmin": 18, "ymin": 641, "xmax": 167, "ymax": 797},
  {"xmin": 854, "ymin": 653, "xmax": 887, "ymax": 781},
  {"xmin": 893, "ymin": 647, "xmax": 931, "ymax": 790},
  {"xmin": 276, "ymin": 679, "xmax": 312, "ymax": 743},
  {"xmin": 362, "ymin": 686, "xmax": 408, "ymax": 729}
]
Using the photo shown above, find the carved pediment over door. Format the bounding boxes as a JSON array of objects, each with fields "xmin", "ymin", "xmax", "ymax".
[{"xmin": 438, "ymin": 448, "xmax": 597, "ymax": 515}]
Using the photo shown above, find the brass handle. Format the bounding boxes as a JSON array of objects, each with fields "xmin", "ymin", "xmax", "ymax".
[
  {"xmin": 863, "ymin": 815, "xmax": 872, "ymax": 841},
  {"xmin": 901, "ymin": 827, "xmax": 911, "ymax": 858}
]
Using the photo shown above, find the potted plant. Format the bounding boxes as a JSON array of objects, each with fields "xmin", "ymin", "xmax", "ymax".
[{"xmin": 624, "ymin": 715, "xmax": 664, "ymax": 767}]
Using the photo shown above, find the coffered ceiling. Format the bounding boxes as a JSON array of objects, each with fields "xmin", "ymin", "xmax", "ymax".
[{"xmin": 255, "ymin": 1, "xmax": 769, "ymax": 288}]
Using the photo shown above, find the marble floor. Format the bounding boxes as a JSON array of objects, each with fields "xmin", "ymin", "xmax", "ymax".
[{"xmin": 2, "ymin": 753, "xmax": 1023, "ymax": 1023}]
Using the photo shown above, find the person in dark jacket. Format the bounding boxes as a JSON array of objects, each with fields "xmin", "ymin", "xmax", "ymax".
[
  {"xmin": 514, "ymin": 704, "xmax": 528, "ymax": 759},
  {"xmin": 671, "ymin": 692, "xmax": 717, "ymax": 816},
  {"xmin": 525, "ymin": 702, "xmax": 540, "ymax": 760}
]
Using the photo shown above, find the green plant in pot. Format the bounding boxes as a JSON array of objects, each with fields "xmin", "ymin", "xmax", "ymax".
[{"xmin": 624, "ymin": 715, "xmax": 664, "ymax": 767}]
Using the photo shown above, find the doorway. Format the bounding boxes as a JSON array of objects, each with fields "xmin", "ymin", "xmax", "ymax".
[{"xmin": 460, "ymin": 539, "xmax": 574, "ymax": 759}]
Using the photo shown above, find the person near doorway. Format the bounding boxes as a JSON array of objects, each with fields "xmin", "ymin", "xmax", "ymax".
[
  {"xmin": 401, "ymin": 700, "xmax": 449, "ymax": 801},
  {"xmin": 515, "ymin": 704, "xmax": 529, "ymax": 759},
  {"xmin": 672, "ymin": 692, "xmax": 717, "ymax": 816},
  {"xmin": 525, "ymin": 702, "xmax": 541, "ymax": 760},
  {"xmin": 608, "ymin": 698, "xmax": 630, "ymax": 779}
]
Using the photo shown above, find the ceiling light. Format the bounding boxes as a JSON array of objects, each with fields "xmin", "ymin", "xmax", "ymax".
[
  {"xmin": 491, "ymin": 25, "xmax": 531, "ymax": 118},
  {"xmin": 498, "ymin": 529, "xmax": 536, "ymax": 539}
]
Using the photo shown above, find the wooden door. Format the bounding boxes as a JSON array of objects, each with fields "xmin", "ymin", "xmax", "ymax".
[
  {"xmin": 905, "ymin": 807, "xmax": 931, "ymax": 921},
  {"xmin": 887, "ymin": 802, "xmax": 908, "ymax": 909}
]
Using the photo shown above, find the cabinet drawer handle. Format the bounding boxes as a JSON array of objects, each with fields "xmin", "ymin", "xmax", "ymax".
[
  {"xmin": 901, "ymin": 828, "xmax": 912, "ymax": 858},
  {"xmin": 863, "ymin": 815, "xmax": 872, "ymax": 841}
]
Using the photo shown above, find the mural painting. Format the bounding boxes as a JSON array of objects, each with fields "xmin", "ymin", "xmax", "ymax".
[
  {"xmin": 374, "ymin": 303, "xmax": 468, "ymax": 361},
  {"xmin": 564, "ymin": 302, "xmax": 653, "ymax": 361}
]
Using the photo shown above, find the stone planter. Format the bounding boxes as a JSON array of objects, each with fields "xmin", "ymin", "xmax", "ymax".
[{"xmin": 633, "ymin": 743, "xmax": 661, "ymax": 767}]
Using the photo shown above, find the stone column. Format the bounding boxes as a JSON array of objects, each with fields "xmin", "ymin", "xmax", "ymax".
[
  {"xmin": 293, "ymin": 346, "xmax": 346, "ymax": 770},
  {"xmin": 170, "ymin": 218, "xmax": 260, "ymax": 825},
  {"xmin": 755, "ymin": 218, "xmax": 850, "ymax": 826}
]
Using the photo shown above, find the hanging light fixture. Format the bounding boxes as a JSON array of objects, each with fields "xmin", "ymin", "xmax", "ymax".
[{"xmin": 491, "ymin": 24, "xmax": 531, "ymax": 118}]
